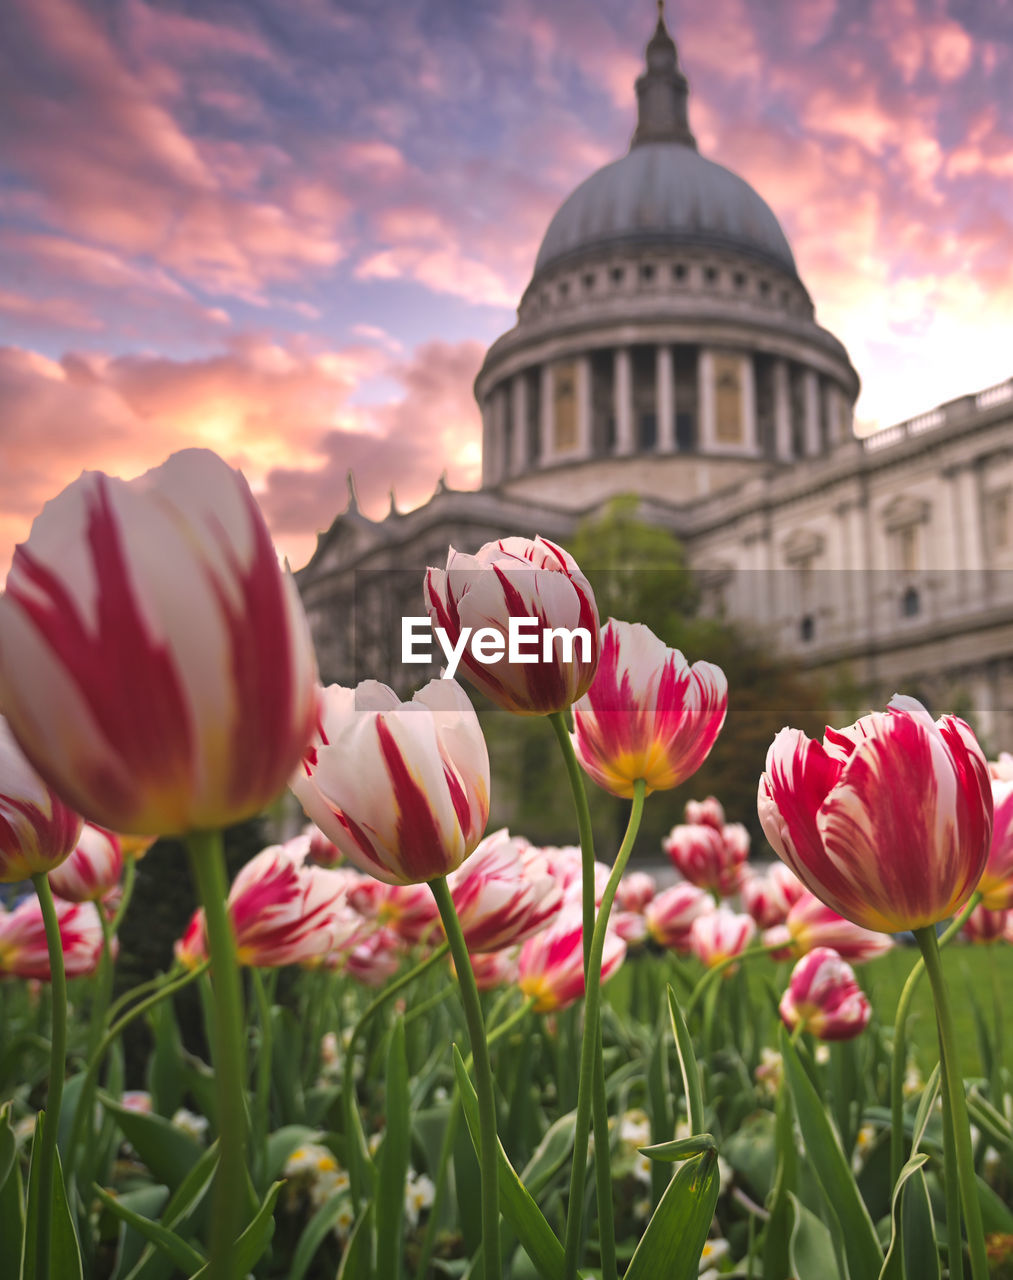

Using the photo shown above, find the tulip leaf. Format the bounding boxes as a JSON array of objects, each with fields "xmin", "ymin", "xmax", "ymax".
[
  {"xmin": 903, "ymin": 1166, "xmax": 940, "ymax": 1280},
  {"xmin": 787, "ymin": 1193, "xmax": 839, "ymax": 1279},
  {"xmin": 93, "ymin": 1183, "xmax": 204, "ymax": 1274},
  {"xmin": 878, "ymin": 1152, "xmax": 930, "ymax": 1280},
  {"xmin": 336, "ymin": 1202, "xmax": 374, "ymax": 1280},
  {"xmin": 0, "ymin": 1106, "xmax": 23, "ymax": 1276},
  {"xmin": 264, "ymin": 1125, "xmax": 321, "ymax": 1185},
  {"xmin": 639, "ymin": 1133, "xmax": 717, "ymax": 1162},
  {"xmin": 667, "ymin": 985, "xmax": 704, "ymax": 1135},
  {"xmin": 288, "ymin": 1190, "xmax": 354, "ymax": 1280},
  {"xmin": 120, "ymin": 1142, "xmax": 219, "ymax": 1280},
  {"xmin": 375, "ymin": 1020, "xmax": 409, "ymax": 1280},
  {"xmin": 98, "ymin": 1093, "xmax": 204, "ymax": 1193},
  {"xmin": 623, "ymin": 1148, "xmax": 720, "ymax": 1280},
  {"xmin": 519, "ymin": 1109, "xmax": 577, "ymax": 1197},
  {"xmin": 188, "ymin": 1180, "xmax": 283, "ymax": 1279},
  {"xmin": 105, "ymin": 1185, "xmax": 170, "ymax": 1280},
  {"xmin": 911, "ymin": 1063, "xmax": 942, "ymax": 1152},
  {"xmin": 779, "ymin": 1027, "xmax": 884, "ymax": 1280},
  {"xmin": 0, "ymin": 1101, "xmax": 16, "ymax": 1192},
  {"xmin": 21, "ymin": 1112, "xmax": 83, "ymax": 1280},
  {"xmin": 453, "ymin": 1046, "xmax": 565, "ymax": 1280},
  {"xmin": 762, "ymin": 1083, "xmax": 796, "ymax": 1280}
]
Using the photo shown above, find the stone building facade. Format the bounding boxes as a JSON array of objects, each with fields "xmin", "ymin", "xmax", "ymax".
[{"xmin": 297, "ymin": 13, "xmax": 1013, "ymax": 746}]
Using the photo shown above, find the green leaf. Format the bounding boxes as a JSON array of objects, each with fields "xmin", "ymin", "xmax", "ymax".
[
  {"xmin": 623, "ymin": 1149, "xmax": 720, "ymax": 1280},
  {"xmin": 911, "ymin": 1063, "xmax": 942, "ymax": 1153},
  {"xmin": 763, "ymin": 1082, "xmax": 797, "ymax": 1280},
  {"xmin": 639, "ymin": 1134, "xmax": 717, "ymax": 1162},
  {"xmin": 0, "ymin": 1141, "xmax": 24, "ymax": 1277},
  {"xmin": 92, "ymin": 1183, "xmax": 204, "ymax": 1275},
  {"xmin": 780, "ymin": 1026, "xmax": 884, "ymax": 1280},
  {"xmin": 336, "ymin": 1202, "xmax": 374, "ymax": 1280},
  {"xmin": 98, "ymin": 1093, "xmax": 204, "ymax": 1192},
  {"xmin": 787, "ymin": 1193, "xmax": 839, "ymax": 1279},
  {"xmin": 879, "ymin": 1153, "xmax": 929, "ymax": 1280},
  {"xmin": 376, "ymin": 1020, "xmax": 409, "ymax": 1280},
  {"xmin": 20, "ymin": 1112, "xmax": 84, "ymax": 1280},
  {"xmin": 105, "ymin": 1185, "xmax": 170, "ymax": 1280},
  {"xmin": 288, "ymin": 1191, "xmax": 352, "ymax": 1280},
  {"xmin": 453, "ymin": 1046, "xmax": 565, "ymax": 1280},
  {"xmin": 264, "ymin": 1125, "xmax": 321, "ymax": 1185},
  {"xmin": 121, "ymin": 1142, "xmax": 219, "ymax": 1280},
  {"xmin": 519, "ymin": 1111, "xmax": 576, "ymax": 1197},
  {"xmin": 0, "ymin": 1101, "xmax": 16, "ymax": 1191},
  {"xmin": 147, "ymin": 997, "xmax": 186, "ymax": 1119},
  {"xmin": 667, "ymin": 985, "xmax": 704, "ymax": 1135},
  {"xmin": 902, "ymin": 1167, "xmax": 940, "ymax": 1280},
  {"xmin": 188, "ymin": 1180, "xmax": 284, "ymax": 1280}
]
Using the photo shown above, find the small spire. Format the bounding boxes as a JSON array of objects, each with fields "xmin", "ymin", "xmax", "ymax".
[
  {"xmin": 631, "ymin": 4, "xmax": 696, "ymax": 150},
  {"xmin": 345, "ymin": 470, "xmax": 359, "ymax": 513},
  {"xmin": 387, "ymin": 487, "xmax": 398, "ymax": 517},
  {"xmin": 435, "ymin": 469, "xmax": 449, "ymax": 495}
]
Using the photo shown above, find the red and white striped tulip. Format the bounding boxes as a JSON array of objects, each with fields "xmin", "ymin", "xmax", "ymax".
[
  {"xmin": 615, "ymin": 870, "xmax": 657, "ymax": 913},
  {"xmin": 0, "ymin": 894, "xmax": 104, "ymax": 980},
  {"xmin": 758, "ymin": 695, "xmax": 992, "ymax": 933},
  {"xmin": 612, "ymin": 910, "xmax": 649, "ymax": 946},
  {"xmin": 0, "ymin": 716, "xmax": 82, "ymax": 883},
  {"xmin": 0, "ymin": 450, "xmax": 319, "ymax": 836},
  {"xmin": 292, "ymin": 678, "xmax": 490, "ymax": 886},
  {"xmin": 741, "ymin": 862, "xmax": 808, "ymax": 930},
  {"xmin": 346, "ymin": 878, "xmax": 441, "ymax": 946},
  {"xmin": 425, "ymin": 536, "xmax": 600, "ymax": 715},
  {"xmin": 663, "ymin": 820, "xmax": 748, "ymax": 897},
  {"xmin": 225, "ymin": 839, "xmax": 354, "ymax": 968},
  {"xmin": 644, "ymin": 882, "xmax": 713, "ymax": 952},
  {"xmin": 764, "ymin": 891, "xmax": 894, "ymax": 962},
  {"xmin": 305, "ymin": 823, "xmax": 344, "ymax": 870},
  {"xmin": 517, "ymin": 907, "xmax": 626, "ymax": 1013},
  {"xmin": 978, "ymin": 775, "xmax": 1013, "ymax": 910},
  {"xmin": 570, "ymin": 621, "xmax": 726, "ymax": 798},
  {"xmin": 467, "ymin": 946, "xmax": 520, "ymax": 991},
  {"xmin": 685, "ymin": 796, "xmax": 726, "ymax": 830},
  {"xmin": 341, "ymin": 926, "xmax": 404, "ymax": 985},
  {"xmin": 779, "ymin": 947, "xmax": 871, "ymax": 1041},
  {"xmin": 446, "ymin": 829, "xmax": 562, "ymax": 952},
  {"xmin": 690, "ymin": 907, "xmax": 756, "ymax": 972},
  {"xmin": 961, "ymin": 903, "xmax": 1009, "ymax": 944},
  {"xmin": 543, "ymin": 845, "xmax": 611, "ymax": 907},
  {"xmin": 175, "ymin": 909, "xmax": 207, "ymax": 969},
  {"xmin": 49, "ymin": 822, "xmax": 123, "ymax": 903}
]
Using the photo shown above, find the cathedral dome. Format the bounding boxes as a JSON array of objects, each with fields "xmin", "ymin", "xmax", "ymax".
[{"xmin": 533, "ymin": 143, "xmax": 797, "ymax": 278}]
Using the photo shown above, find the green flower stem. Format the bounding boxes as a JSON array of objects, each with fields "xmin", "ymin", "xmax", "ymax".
[
  {"xmin": 914, "ymin": 925, "xmax": 989, "ymax": 1280},
  {"xmin": 686, "ymin": 939, "xmax": 787, "ymax": 1019},
  {"xmin": 30, "ymin": 872, "xmax": 68, "ymax": 1280},
  {"xmin": 111, "ymin": 855, "xmax": 137, "ymax": 934},
  {"xmin": 938, "ymin": 1033, "xmax": 965, "ymax": 1280},
  {"xmin": 249, "ymin": 968, "xmax": 273, "ymax": 1186},
  {"xmin": 485, "ymin": 995, "xmax": 536, "ymax": 1054},
  {"xmin": 563, "ymin": 779, "xmax": 646, "ymax": 1280},
  {"xmin": 88, "ymin": 907, "xmax": 117, "ymax": 1058},
  {"xmin": 548, "ymin": 711, "xmax": 596, "ymax": 974},
  {"xmin": 989, "ymin": 943, "xmax": 1005, "ymax": 1115},
  {"xmin": 889, "ymin": 894, "xmax": 980, "ymax": 1183},
  {"xmin": 430, "ymin": 876, "xmax": 502, "ymax": 1280},
  {"xmin": 342, "ymin": 942, "xmax": 449, "ymax": 1208},
  {"xmin": 592, "ymin": 1049, "xmax": 618, "ymax": 1280},
  {"xmin": 186, "ymin": 829, "xmax": 247, "ymax": 1280}
]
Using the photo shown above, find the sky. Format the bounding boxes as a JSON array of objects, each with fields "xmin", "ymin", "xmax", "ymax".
[{"xmin": 1, "ymin": 0, "xmax": 1011, "ymax": 573}]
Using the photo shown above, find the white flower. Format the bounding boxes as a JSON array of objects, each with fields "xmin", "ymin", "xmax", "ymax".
[
  {"xmin": 171, "ymin": 1108, "xmax": 209, "ymax": 1144},
  {"xmin": 404, "ymin": 1170, "xmax": 436, "ymax": 1228},
  {"xmin": 619, "ymin": 1108, "xmax": 651, "ymax": 1149}
]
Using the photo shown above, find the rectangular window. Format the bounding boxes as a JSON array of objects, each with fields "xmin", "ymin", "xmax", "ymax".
[
  {"xmin": 714, "ymin": 353, "xmax": 744, "ymax": 444},
  {"xmin": 987, "ymin": 489, "xmax": 1011, "ymax": 551},
  {"xmin": 553, "ymin": 361, "xmax": 577, "ymax": 452}
]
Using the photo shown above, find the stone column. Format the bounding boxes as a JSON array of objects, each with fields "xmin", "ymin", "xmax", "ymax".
[
  {"xmin": 699, "ymin": 348, "xmax": 716, "ymax": 450},
  {"xmin": 615, "ymin": 348, "xmax": 634, "ymax": 455},
  {"xmin": 480, "ymin": 397, "xmax": 496, "ymax": 486},
  {"xmin": 773, "ymin": 359, "xmax": 792, "ymax": 460},
  {"xmin": 741, "ymin": 352, "xmax": 757, "ymax": 453},
  {"xmin": 576, "ymin": 355, "xmax": 592, "ymax": 458},
  {"xmin": 804, "ymin": 369, "xmax": 821, "ymax": 456},
  {"xmin": 540, "ymin": 364, "xmax": 554, "ymax": 465},
  {"xmin": 656, "ymin": 344, "xmax": 675, "ymax": 451},
  {"xmin": 511, "ymin": 375, "xmax": 527, "ymax": 474}
]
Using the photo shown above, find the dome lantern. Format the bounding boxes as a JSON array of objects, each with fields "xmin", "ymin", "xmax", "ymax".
[{"xmin": 632, "ymin": 3, "xmax": 696, "ymax": 150}]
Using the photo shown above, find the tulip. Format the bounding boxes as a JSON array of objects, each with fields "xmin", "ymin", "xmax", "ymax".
[
  {"xmin": 518, "ymin": 907, "xmax": 625, "ymax": 1012},
  {"xmin": 615, "ymin": 870, "xmax": 657, "ymax": 913},
  {"xmin": 764, "ymin": 891, "xmax": 893, "ymax": 962},
  {"xmin": 961, "ymin": 903, "xmax": 1009, "ymax": 944},
  {"xmin": 543, "ymin": 845, "xmax": 610, "ymax": 906},
  {"xmin": 664, "ymin": 820, "xmax": 748, "ymax": 897},
  {"xmin": 292, "ymin": 678, "xmax": 490, "ymax": 886},
  {"xmin": 685, "ymin": 796, "xmax": 726, "ymax": 829},
  {"xmin": 175, "ymin": 908, "xmax": 207, "ymax": 969},
  {"xmin": 0, "ymin": 716, "xmax": 82, "ymax": 883},
  {"xmin": 225, "ymin": 839, "xmax": 354, "ymax": 968},
  {"xmin": 341, "ymin": 926, "xmax": 404, "ymax": 986},
  {"xmin": 758, "ymin": 695, "xmax": 992, "ymax": 932},
  {"xmin": 612, "ymin": 910, "xmax": 649, "ymax": 946},
  {"xmin": 305, "ymin": 823, "xmax": 343, "ymax": 870},
  {"xmin": 741, "ymin": 862, "xmax": 807, "ymax": 929},
  {"xmin": 978, "ymin": 775, "xmax": 1013, "ymax": 909},
  {"xmin": 446, "ymin": 829, "xmax": 563, "ymax": 952},
  {"xmin": 0, "ymin": 449, "xmax": 319, "ymax": 836},
  {"xmin": 49, "ymin": 822, "xmax": 123, "ymax": 903},
  {"xmin": 779, "ymin": 947, "xmax": 871, "ymax": 1040},
  {"xmin": 570, "ymin": 620, "xmax": 726, "ymax": 798},
  {"xmin": 644, "ymin": 882, "xmax": 713, "ymax": 952},
  {"xmin": 690, "ymin": 907, "xmax": 756, "ymax": 972},
  {"xmin": 425, "ymin": 536, "xmax": 600, "ymax": 715},
  {"xmin": 345, "ymin": 878, "xmax": 441, "ymax": 946},
  {"xmin": 458, "ymin": 946, "xmax": 520, "ymax": 992},
  {"xmin": 118, "ymin": 833, "xmax": 158, "ymax": 861},
  {"xmin": 0, "ymin": 894, "xmax": 103, "ymax": 979}
]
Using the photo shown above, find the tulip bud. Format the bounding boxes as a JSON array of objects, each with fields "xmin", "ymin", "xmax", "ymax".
[
  {"xmin": 758, "ymin": 695, "xmax": 992, "ymax": 932},
  {"xmin": 689, "ymin": 906, "xmax": 756, "ymax": 972},
  {"xmin": 0, "ymin": 894, "xmax": 103, "ymax": 980},
  {"xmin": 0, "ymin": 717, "xmax": 82, "ymax": 883},
  {"xmin": 770, "ymin": 891, "xmax": 893, "ymax": 962},
  {"xmin": 685, "ymin": 796, "xmax": 725, "ymax": 830},
  {"xmin": 779, "ymin": 947, "xmax": 871, "ymax": 1041},
  {"xmin": 425, "ymin": 536, "xmax": 600, "ymax": 715},
  {"xmin": 961, "ymin": 902, "xmax": 1009, "ymax": 944},
  {"xmin": 571, "ymin": 620, "xmax": 726, "ymax": 798},
  {"xmin": 741, "ymin": 862, "xmax": 807, "ymax": 929},
  {"xmin": 978, "ymin": 777, "xmax": 1013, "ymax": 909},
  {"xmin": 517, "ymin": 908, "xmax": 625, "ymax": 1012},
  {"xmin": 615, "ymin": 870, "xmax": 657, "ymax": 913},
  {"xmin": 664, "ymin": 819, "xmax": 747, "ymax": 897},
  {"xmin": 644, "ymin": 882, "xmax": 713, "ymax": 952},
  {"xmin": 0, "ymin": 450, "xmax": 319, "ymax": 836},
  {"xmin": 292, "ymin": 678, "xmax": 490, "ymax": 887},
  {"xmin": 446, "ymin": 829, "xmax": 562, "ymax": 952},
  {"xmin": 49, "ymin": 822, "xmax": 123, "ymax": 903}
]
